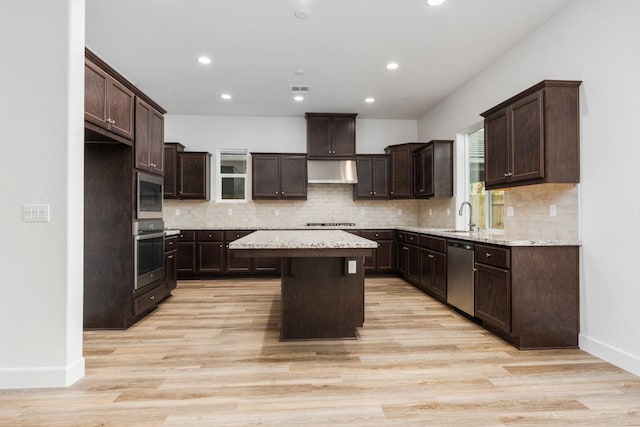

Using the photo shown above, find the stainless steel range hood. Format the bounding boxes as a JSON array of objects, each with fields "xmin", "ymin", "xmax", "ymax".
[{"xmin": 307, "ymin": 159, "xmax": 358, "ymax": 184}]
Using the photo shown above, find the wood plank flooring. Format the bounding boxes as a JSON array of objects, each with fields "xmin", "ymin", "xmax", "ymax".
[{"xmin": 2, "ymin": 276, "xmax": 640, "ymax": 426}]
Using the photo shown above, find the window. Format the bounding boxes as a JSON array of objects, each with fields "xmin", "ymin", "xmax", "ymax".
[
  {"xmin": 216, "ymin": 149, "xmax": 248, "ymax": 202},
  {"xmin": 466, "ymin": 127, "xmax": 504, "ymax": 231}
]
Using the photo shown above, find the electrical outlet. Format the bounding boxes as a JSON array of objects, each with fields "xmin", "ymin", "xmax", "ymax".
[
  {"xmin": 275, "ymin": 209, "xmax": 280, "ymax": 216},
  {"xmin": 397, "ymin": 209, "xmax": 403, "ymax": 216},
  {"xmin": 446, "ymin": 208, "xmax": 450, "ymax": 216},
  {"xmin": 347, "ymin": 260, "xmax": 357, "ymax": 274},
  {"xmin": 429, "ymin": 209, "xmax": 433, "ymax": 216},
  {"xmin": 175, "ymin": 208, "xmax": 180, "ymax": 216},
  {"xmin": 23, "ymin": 204, "xmax": 50, "ymax": 222},
  {"xmin": 549, "ymin": 204, "xmax": 557, "ymax": 217},
  {"xmin": 227, "ymin": 208, "xmax": 233, "ymax": 216},
  {"xmin": 360, "ymin": 208, "xmax": 365, "ymax": 216},
  {"xmin": 507, "ymin": 206, "xmax": 515, "ymax": 217}
]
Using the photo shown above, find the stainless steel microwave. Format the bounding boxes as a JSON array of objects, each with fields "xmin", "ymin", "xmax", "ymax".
[{"xmin": 136, "ymin": 172, "xmax": 163, "ymax": 219}]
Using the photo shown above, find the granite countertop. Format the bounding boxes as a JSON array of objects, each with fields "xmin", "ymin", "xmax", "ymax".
[
  {"xmin": 229, "ymin": 230, "xmax": 378, "ymax": 250},
  {"xmin": 165, "ymin": 226, "xmax": 580, "ymax": 247},
  {"xmin": 164, "ymin": 229, "xmax": 181, "ymax": 237}
]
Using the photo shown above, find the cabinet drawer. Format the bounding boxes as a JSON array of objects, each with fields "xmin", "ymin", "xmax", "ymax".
[
  {"xmin": 224, "ymin": 230, "xmax": 254, "ymax": 241},
  {"xmin": 177, "ymin": 231, "xmax": 195, "ymax": 241},
  {"xmin": 133, "ymin": 281, "xmax": 168, "ymax": 315},
  {"xmin": 475, "ymin": 244, "xmax": 510, "ymax": 269},
  {"xmin": 420, "ymin": 235, "xmax": 447, "ymax": 253},
  {"xmin": 197, "ymin": 230, "xmax": 224, "ymax": 242},
  {"xmin": 165, "ymin": 235, "xmax": 177, "ymax": 252},
  {"xmin": 406, "ymin": 232, "xmax": 419, "ymax": 245},
  {"xmin": 361, "ymin": 230, "xmax": 394, "ymax": 240}
]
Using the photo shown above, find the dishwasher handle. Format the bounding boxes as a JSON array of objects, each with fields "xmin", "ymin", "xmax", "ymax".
[{"xmin": 447, "ymin": 239, "xmax": 474, "ymax": 251}]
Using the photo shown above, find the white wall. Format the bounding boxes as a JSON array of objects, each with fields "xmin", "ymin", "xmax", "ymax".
[
  {"xmin": 165, "ymin": 115, "xmax": 417, "ymax": 154},
  {"xmin": 0, "ymin": 0, "xmax": 85, "ymax": 388},
  {"xmin": 417, "ymin": 0, "xmax": 640, "ymax": 377}
]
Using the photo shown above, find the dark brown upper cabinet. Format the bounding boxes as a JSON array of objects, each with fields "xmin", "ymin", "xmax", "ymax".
[
  {"xmin": 481, "ymin": 80, "xmax": 581, "ymax": 190},
  {"xmin": 306, "ymin": 113, "xmax": 357, "ymax": 159},
  {"xmin": 385, "ymin": 143, "xmax": 428, "ymax": 199},
  {"xmin": 178, "ymin": 151, "xmax": 212, "ymax": 200},
  {"xmin": 413, "ymin": 140, "xmax": 453, "ymax": 199},
  {"xmin": 84, "ymin": 58, "xmax": 135, "ymax": 144},
  {"xmin": 251, "ymin": 153, "xmax": 307, "ymax": 200},
  {"xmin": 163, "ymin": 142, "xmax": 185, "ymax": 199},
  {"xmin": 135, "ymin": 98, "xmax": 164, "ymax": 175},
  {"xmin": 354, "ymin": 155, "xmax": 390, "ymax": 200}
]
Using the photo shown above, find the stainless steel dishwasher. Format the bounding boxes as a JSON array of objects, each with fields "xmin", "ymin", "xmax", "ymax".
[{"xmin": 447, "ymin": 239, "xmax": 475, "ymax": 316}]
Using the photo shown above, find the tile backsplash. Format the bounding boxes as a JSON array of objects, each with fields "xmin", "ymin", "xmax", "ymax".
[
  {"xmin": 163, "ymin": 184, "xmax": 419, "ymax": 229},
  {"xmin": 164, "ymin": 183, "xmax": 579, "ymax": 240}
]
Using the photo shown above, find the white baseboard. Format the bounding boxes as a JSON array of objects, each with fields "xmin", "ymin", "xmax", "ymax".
[
  {"xmin": 0, "ymin": 357, "xmax": 84, "ymax": 390},
  {"xmin": 580, "ymin": 333, "xmax": 640, "ymax": 378}
]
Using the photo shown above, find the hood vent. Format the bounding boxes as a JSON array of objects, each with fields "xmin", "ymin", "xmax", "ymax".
[{"xmin": 307, "ymin": 159, "xmax": 358, "ymax": 184}]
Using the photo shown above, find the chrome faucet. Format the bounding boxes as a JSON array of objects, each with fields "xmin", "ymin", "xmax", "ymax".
[{"xmin": 458, "ymin": 201, "xmax": 475, "ymax": 232}]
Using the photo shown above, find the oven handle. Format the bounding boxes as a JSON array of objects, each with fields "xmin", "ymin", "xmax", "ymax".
[{"xmin": 135, "ymin": 232, "xmax": 166, "ymax": 241}]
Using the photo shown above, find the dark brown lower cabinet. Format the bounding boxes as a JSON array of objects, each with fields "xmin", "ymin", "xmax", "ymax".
[
  {"xmin": 418, "ymin": 248, "xmax": 447, "ymax": 302},
  {"xmin": 360, "ymin": 230, "xmax": 394, "ymax": 273},
  {"xmin": 474, "ymin": 243, "xmax": 579, "ymax": 349},
  {"xmin": 176, "ymin": 231, "xmax": 196, "ymax": 274},
  {"xmin": 198, "ymin": 241, "xmax": 225, "ymax": 273},
  {"xmin": 164, "ymin": 235, "xmax": 178, "ymax": 291}
]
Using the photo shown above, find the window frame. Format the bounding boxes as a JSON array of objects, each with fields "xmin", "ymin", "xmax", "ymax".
[{"xmin": 215, "ymin": 149, "xmax": 250, "ymax": 203}]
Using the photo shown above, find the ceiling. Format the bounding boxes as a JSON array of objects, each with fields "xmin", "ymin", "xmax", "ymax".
[{"xmin": 85, "ymin": 0, "xmax": 573, "ymax": 119}]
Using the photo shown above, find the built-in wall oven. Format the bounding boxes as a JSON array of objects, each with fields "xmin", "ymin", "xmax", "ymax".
[
  {"xmin": 137, "ymin": 172, "xmax": 163, "ymax": 219},
  {"xmin": 134, "ymin": 220, "xmax": 165, "ymax": 290}
]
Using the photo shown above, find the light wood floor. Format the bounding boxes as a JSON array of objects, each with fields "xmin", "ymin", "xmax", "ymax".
[{"xmin": 2, "ymin": 277, "xmax": 640, "ymax": 426}]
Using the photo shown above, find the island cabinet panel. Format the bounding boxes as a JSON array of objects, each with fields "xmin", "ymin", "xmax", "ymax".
[
  {"xmin": 251, "ymin": 153, "xmax": 307, "ymax": 200},
  {"xmin": 474, "ymin": 243, "xmax": 579, "ymax": 349},
  {"xmin": 135, "ymin": 98, "xmax": 164, "ymax": 175},
  {"xmin": 281, "ymin": 256, "xmax": 364, "ymax": 340},
  {"xmin": 385, "ymin": 143, "xmax": 428, "ymax": 199},
  {"xmin": 306, "ymin": 113, "xmax": 357, "ymax": 159},
  {"xmin": 481, "ymin": 80, "xmax": 581, "ymax": 190}
]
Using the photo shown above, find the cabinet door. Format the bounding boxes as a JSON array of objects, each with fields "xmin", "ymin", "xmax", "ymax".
[
  {"xmin": 475, "ymin": 263, "xmax": 511, "ymax": 333},
  {"xmin": 179, "ymin": 152, "xmax": 210, "ymax": 200},
  {"xmin": 225, "ymin": 231, "xmax": 252, "ymax": 273},
  {"xmin": 165, "ymin": 249, "xmax": 177, "ymax": 290},
  {"xmin": 431, "ymin": 251, "xmax": 447, "ymax": 301},
  {"xmin": 363, "ymin": 247, "xmax": 376, "ymax": 272},
  {"xmin": 164, "ymin": 146, "xmax": 178, "ymax": 198},
  {"xmin": 307, "ymin": 115, "xmax": 332, "ymax": 158},
  {"xmin": 252, "ymin": 155, "xmax": 280, "ymax": 199},
  {"xmin": 376, "ymin": 240, "xmax": 394, "ymax": 271},
  {"xmin": 107, "ymin": 78, "xmax": 134, "ymax": 140},
  {"xmin": 354, "ymin": 156, "xmax": 373, "ymax": 199},
  {"xmin": 422, "ymin": 145, "xmax": 434, "ymax": 197},
  {"xmin": 389, "ymin": 145, "xmax": 412, "ymax": 198},
  {"xmin": 406, "ymin": 244, "xmax": 420, "ymax": 284},
  {"xmin": 371, "ymin": 156, "xmax": 390, "ymax": 198},
  {"xmin": 484, "ymin": 108, "xmax": 510, "ymax": 188},
  {"xmin": 198, "ymin": 242, "xmax": 225, "ymax": 273},
  {"xmin": 135, "ymin": 99, "xmax": 151, "ymax": 170},
  {"xmin": 396, "ymin": 244, "xmax": 408, "ymax": 275},
  {"xmin": 331, "ymin": 116, "xmax": 356, "ymax": 157},
  {"xmin": 148, "ymin": 109, "xmax": 164, "ymax": 175},
  {"xmin": 176, "ymin": 241, "xmax": 196, "ymax": 274},
  {"xmin": 84, "ymin": 60, "xmax": 109, "ymax": 128},
  {"xmin": 280, "ymin": 155, "xmax": 307, "ymax": 199},
  {"xmin": 418, "ymin": 248, "xmax": 434, "ymax": 292},
  {"xmin": 510, "ymin": 90, "xmax": 544, "ymax": 183}
]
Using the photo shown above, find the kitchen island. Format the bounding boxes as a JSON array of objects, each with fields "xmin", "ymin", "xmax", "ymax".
[{"xmin": 230, "ymin": 230, "xmax": 377, "ymax": 340}]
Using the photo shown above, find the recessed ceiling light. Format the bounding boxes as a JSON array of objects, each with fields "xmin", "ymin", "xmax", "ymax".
[
  {"xmin": 365, "ymin": 97, "xmax": 375, "ymax": 103},
  {"xmin": 221, "ymin": 93, "xmax": 232, "ymax": 100},
  {"xmin": 197, "ymin": 56, "xmax": 212, "ymax": 64},
  {"xmin": 294, "ymin": 95, "xmax": 304, "ymax": 102},
  {"xmin": 294, "ymin": 9, "xmax": 310, "ymax": 19},
  {"xmin": 426, "ymin": 0, "xmax": 446, "ymax": 5},
  {"xmin": 386, "ymin": 62, "xmax": 399, "ymax": 70},
  {"xmin": 294, "ymin": 70, "xmax": 306, "ymax": 76}
]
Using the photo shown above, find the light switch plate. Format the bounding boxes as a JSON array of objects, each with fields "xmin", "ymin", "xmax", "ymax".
[
  {"xmin": 549, "ymin": 204, "xmax": 557, "ymax": 217},
  {"xmin": 23, "ymin": 204, "xmax": 50, "ymax": 222},
  {"xmin": 506, "ymin": 206, "xmax": 515, "ymax": 217}
]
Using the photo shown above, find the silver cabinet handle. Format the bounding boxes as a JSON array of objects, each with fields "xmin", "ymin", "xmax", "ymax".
[
  {"xmin": 150, "ymin": 295, "xmax": 155, "ymax": 301},
  {"xmin": 486, "ymin": 253, "xmax": 492, "ymax": 257},
  {"xmin": 208, "ymin": 234, "xmax": 212, "ymax": 238},
  {"xmin": 428, "ymin": 254, "xmax": 434, "ymax": 259}
]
